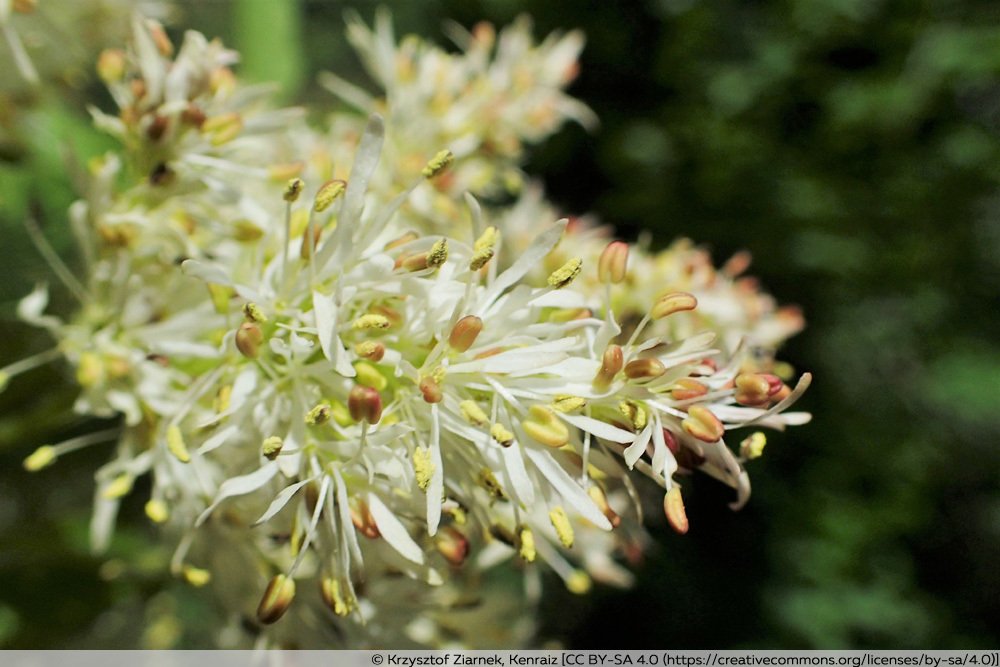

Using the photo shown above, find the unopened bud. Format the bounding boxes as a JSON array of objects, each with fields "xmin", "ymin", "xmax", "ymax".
[
  {"xmin": 419, "ymin": 376, "xmax": 443, "ymax": 403},
  {"xmin": 460, "ymin": 400, "xmax": 488, "ymax": 426},
  {"xmin": 256, "ymin": 574, "xmax": 296, "ymax": 625},
  {"xmin": 522, "ymin": 405, "xmax": 569, "ymax": 448},
  {"xmin": 305, "ymin": 402, "xmax": 332, "ymax": 426},
  {"xmin": 670, "ymin": 378, "xmax": 708, "ymax": 401},
  {"xmin": 549, "ymin": 506, "xmax": 575, "ymax": 548},
  {"xmin": 353, "ymin": 314, "xmax": 391, "ymax": 330},
  {"xmin": 166, "ymin": 424, "xmax": 190, "ymax": 463},
  {"xmin": 740, "ymin": 432, "xmax": 767, "ymax": 460},
  {"xmin": 448, "ymin": 315, "xmax": 483, "ymax": 352},
  {"xmin": 283, "ymin": 178, "xmax": 304, "ymax": 202},
  {"xmin": 262, "ymin": 436, "xmax": 283, "ymax": 461},
  {"xmin": 651, "ymin": 292, "xmax": 698, "ymax": 319},
  {"xmin": 593, "ymin": 345, "xmax": 623, "ymax": 389},
  {"xmin": 470, "ymin": 226, "xmax": 499, "ymax": 270},
  {"xmin": 624, "ymin": 357, "xmax": 666, "ymax": 381},
  {"xmin": 490, "ymin": 423, "xmax": 514, "ymax": 447},
  {"xmin": 314, "ymin": 179, "xmax": 346, "ymax": 212},
  {"xmin": 413, "ymin": 447, "xmax": 434, "ymax": 491},
  {"xmin": 145, "ymin": 499, "xmax": 169, "ymax": 524},
  {"xmin": 682, "ymin": 405, "xmax": 725, "ymax": 443},
  {"xmin": 598, "ymin": 241, "xmax": 629, "ymax": 284},
  {"xmin": 422, "ymin": 149, "xmax": 454, "ymax": 178},
  {"xmin": 547, "ymin": 257, "xmax": 583, "ymax": 289},
  {"xmin": 235, "ymin": 322, "xmax": 263, "ymax": 358},
  {"xmin": 355, "ymin": 340, "xmax": 385, "ymax": 362},
  {"xmin": 663, "ymin": 486, "xmax": 689, "ymax": 535},
  {"xmin": 23, "ymin": 445, "xmax": 57, "ymax": 472},
  {"xmin": 348, "ymin": 385, "xmax": 382, "ymax": 424},
  {"xmin": 320, "ymin": 577, "xmax": 352, "ymax": 617},
  {"xmin": 97, "ymin": 49, "xmax": 126, "ymax": 83},
  {"xmin": 435, "ymin": 526, "xmax": 470, "ymax": 566}
]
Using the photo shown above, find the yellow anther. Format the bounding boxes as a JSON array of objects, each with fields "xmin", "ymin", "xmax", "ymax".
[
  {"xmin": 305, "ymin": 402, "xmax": 332, "ymax": 426},
  {"xmin": 354, "ymin": 361, "xmax": 388, "ymax": 391},
  {"xmin": 214, "ymin": 384, "xmax": 232, "ymax": 414},
  {"xmin": 320, "ymin": 577, "xmax": 353, "ymax": 617},
  {"xmin": 682, "ymin": 405, "xmax": 725, "ymax": 443},
  {"xmin": 663, "ymin": 486, "xmax": 689, "ymax": 535},
  {"xmin": 352, "ymin": 314, "xmax": 390, "ymax": 330},
  {"xmin": 740, "ymin": 432, "xmax": 767, "ymax": 460},
  {"xmin": 422, "ymin": 149, "xmax": 454, "ymax": 178},
  {"xmin": 283, "ymin": 178, "xmax": 304, "ymax": 203},
  {"xmin": 428, "ymin": 238, "xmax": 450, "ymax": 268},
  {"xmin": 651, "ymin": 291, "xmax": 698, "ymax": 319},
  {"xmin": 449, "ymin": 315, "xmax": 483, "ymax": 352},
  {"xmin": 235, "ymin": 322, "xmax": 263, "ymax": 358},
  {"xmin": 262, "ymin": 436, "xmax": 284, "ymax": 461},
  {"xmin": 460, "ymin": 399, "xmax": 488, "ymax": 426},
  {"xmin": 552, "ymin": 395, "xmax": 586, "ymax": 413},
  {"xmin": 547, "ymin": 257, "xmax": 583, "ymax": 289},
  {"xmin": 23, "ymin": 445, "xmax": 57, "ymax": 472},
  {"xmin": 329, "ymin": 399, "xmax": 353, "ymax": 427},
  {"xmin": 518, "ymin": 526, "xmax": 536, "ymax": 562},
  {"xmin": 549, "ymin": 506, "xmax": 575, "ymax": 548},
  {"xmin": 478, "ymin": 468, "xmax": 506, "ymax": 499},
  {"xmin": 619, "ymin": 400, "xmax": 647, "ymax": 431},
  {"xmin": 256, "ymin": 574, "xmax": 296, "ymax": 625},
  {"xmin": 490, "ymin": 423, "xmax": 514, "ymax": 447},
  {"xmin": 355, "ymin": 340, "xmax": 385, "ymax": 362},
  {"xmin": 145, "ymin": 499, "xmax": 169, "ymax": 524},
  {"xmin": 76, "ymin": 352, "xmax": 103, "ymax": 388},
  {"xmin": 522, "ymin": 404, "xmax": 570, "ymax": 448},
  {"xmin": 624, "ymin": 358, "xmax": 667, "ymax": 381},
  {"xmin": 598, "ymin": 241, "xmax": 629, "ymax": 284},
  {"xmin": 166, "ymin": 425, "xmax": 190, "ymax": 463},
  {"xmin": 182, "ymin": 565, "xmax": 212, "ymax": 587},
  {"xmin": 97, "ymin": 48, "xmax": 126, "ymax": 83},
  {"xmin": 566, "ymin": 570, "xmax": 592, "ymax": 595},
  {"xmin": 233, "ymin": 220, "xmax": 263, "ymax": 242},
  {"xmin": 314, "ymin": 179, "xmax": 347, "ymax": 212},
  {"xmin": 470, "ymin": 226, "xmax": 499, "ymax": 270},
  {"xmin": 413, "ymin": 447, "xmax": 434, "ymax": 491},
  {"xmin": 103, "ymin": 474, "xmax": 134, "ymax": 500}
]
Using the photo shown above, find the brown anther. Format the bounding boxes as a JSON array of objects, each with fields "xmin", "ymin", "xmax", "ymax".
[
  {"xmin": 181, "ymin": 103, "xmax": 206, "ymax": 128},
  {"xmin": 235, "ymin": 322, "xmax": 263, "ymax": 358},
  {"xmin": 147, "ymin": 20, "xmax": 174, "ymax": 57},
  {"xmin": 348, "ymin": 385, "xmax": 382, "ymax": 424},
  {"xmin": 129, "ymin": 78, "xmax": 147, "ymax": 101},
  {"xmin": 670, "ymin": 378, "xmax": 708, "ymax": 401},
  {"xmin": 474, "ymin": 347, "xmax": 504, "ymax": 360},
  {"xmin": 435, "ymin": 526, "xmax": 470, "ymax": 566},
  {"xmin": 651, "ymin": 292, "xmax": 698, "ymax": 319},
  {"xmin": 593, "ymin": 344, "xmax": 624, "ymax": 389},
  {"xmin": 350, "ymin": 500, "xmax": 380, "ymax": 539},
  {"xmin": 149, "ymin": 162, "xmax": 173, "ymax": 186},
  {"xmin": 146, "ymin": 115, "xmax": 168, "ymax": 142},
  {"xmin": 734, "ymin": 373, "xmax": 771, "ymax": 406},
  {"xmin": 682, "ymin": 405, "xmax": 725, "ymax": 443},
  {"xmin": 419, "ymin": 376, "xmax": 443, "ymax": 404},
  {"xmin": 722, "ymin": 250, "xmax": 752, "ymax": 277},
  {"xmin": 256, "ymin": 575, "xmax": 295, "ymax": 625},
  {"xmin": 355, "ymin": 341, "xmax": 385, "ymax": 362},
  {"xmin": 598, "ymin": 241, "xmax": 629, "ymax": 284},
  {"xmin": 448, "ymin": 315, "xmax": 483, "ymax": 353},
  {"xmin": 624, "ymin": 357, "xmax": 666, "ymax": 381},
  {"xmin": 489, "ymin": 523, "xmax": 517, "ymax": 547},
  {"xmin": 663, "ymin": 487, "xmax": 689, "ymax": 535}
]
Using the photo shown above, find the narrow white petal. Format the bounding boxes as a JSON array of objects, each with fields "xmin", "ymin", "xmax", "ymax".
[
  {"xmin": 559, "ymin": 413, "xmax": 636, "ymax": 444},
  {"xmin": 523, "ymin": 446, "xmax": 612, "ymax": 530},
  {"xmin": 367, "ymin": 492, "xmax": 425, "ymax": 564},
  {"xmin": 196, "ymin": 462, "xmax": 279, "ymax": 527},
  {"xmin": 254, "ymin": 479, "xmax": 313, "ymax": 526},
  {"xmin": 481, "ymin": 219, "xmax": 567, "ymax": 308},
  {"xmin": 623, "ymin": 423, "xmax": 653, "ymax": 469}
]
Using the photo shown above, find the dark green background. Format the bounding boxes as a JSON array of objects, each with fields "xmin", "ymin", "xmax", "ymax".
[{"xmin": 2, "ymin": 0, "xmax": 999, "ymax": 648}]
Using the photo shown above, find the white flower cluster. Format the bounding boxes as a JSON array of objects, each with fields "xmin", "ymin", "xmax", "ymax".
[{"xmin": 9, "ymin": 12, "xmax": 810, "ymax": 648}]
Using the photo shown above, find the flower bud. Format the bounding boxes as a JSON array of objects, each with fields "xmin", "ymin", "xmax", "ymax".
[
  {"xmin": 548, "ymin": 506, "xmax": 575, "ymax": 548},
  {"xmin": 256, "ymin": 574, "xmax": 295, "ymax": 625},
  {"xmin": 235, "ymin": 322, "xmax": 263, "ymax": 358},
  {"xmin": 593, "ymin": 344, "xmax": 624, "ymax": 389},
  {"xmin": 448, "ymin": 315, "xmax": 483, "ymax": 352},
  {"xmin": 663, "ymin": 487, "xmax": 689, "ymax": 535},
  {"xmin": 422, "ymin": 149, "xmax": 454, "ymax": 178},
  {"xmin": 435, "ymin": 526, "xmax": 470, "ymax": 566},
  {"xmin": 624, "ymin": 357, "xmax": 666, "ymax": 381},
  {"xmin": 547, "ymin": 257, "xmax": 583, "ymax": 289},
  {"xmin": 651, "ymin": 292, "xmax": 698, "ymax": 319},
  {"xmin": 348, "ymin": 385, "xmax": 382, "ymax": 424},
  {"xmin": 522, "ymin": 405, "xmax": 569, "ymax": 448},
  {"xmin": 670, "ymin": 378, "xmax": 708, "ymax": 401},
  {"xmin": 314, "ymin": 179, "xmax": 346, "ymax": 212},
  {"xmin": 262, "ymin": 436, "xmax": 283, "ymax": 461},
  {"xmin": 598, "ymin": 241, "xmax": 629, "ymax": 284},
  {"xmin": 682, "ymin": 405, "xmax": 725, "ymax": 443}
]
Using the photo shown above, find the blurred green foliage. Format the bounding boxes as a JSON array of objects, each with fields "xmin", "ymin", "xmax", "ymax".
[{"xmin": 2, "ymin": 0, "xmax": 999, "ymax": 649}]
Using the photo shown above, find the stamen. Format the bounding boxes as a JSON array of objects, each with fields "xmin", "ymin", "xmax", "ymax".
[
  {"xmin": 262, "ymin": 436, "xmax": 284, "ymax": 461},
  {"xmin": 663, "ymin": 486, "xmax": 689, "ymax": 534},
  {"xmin": 422, "ymin": 149, "xmax": 454, "ymax": 178},
  {"xmin": 548, "ymin": 506, "xmax": 574, "ymax": 548},
  {"xmin": 547, "ymin": 257, "xmax": 583, "ymax": 289},
  {"xmin": 256, "ymin": 574, "xmax": 296, "ymax": 625}
]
